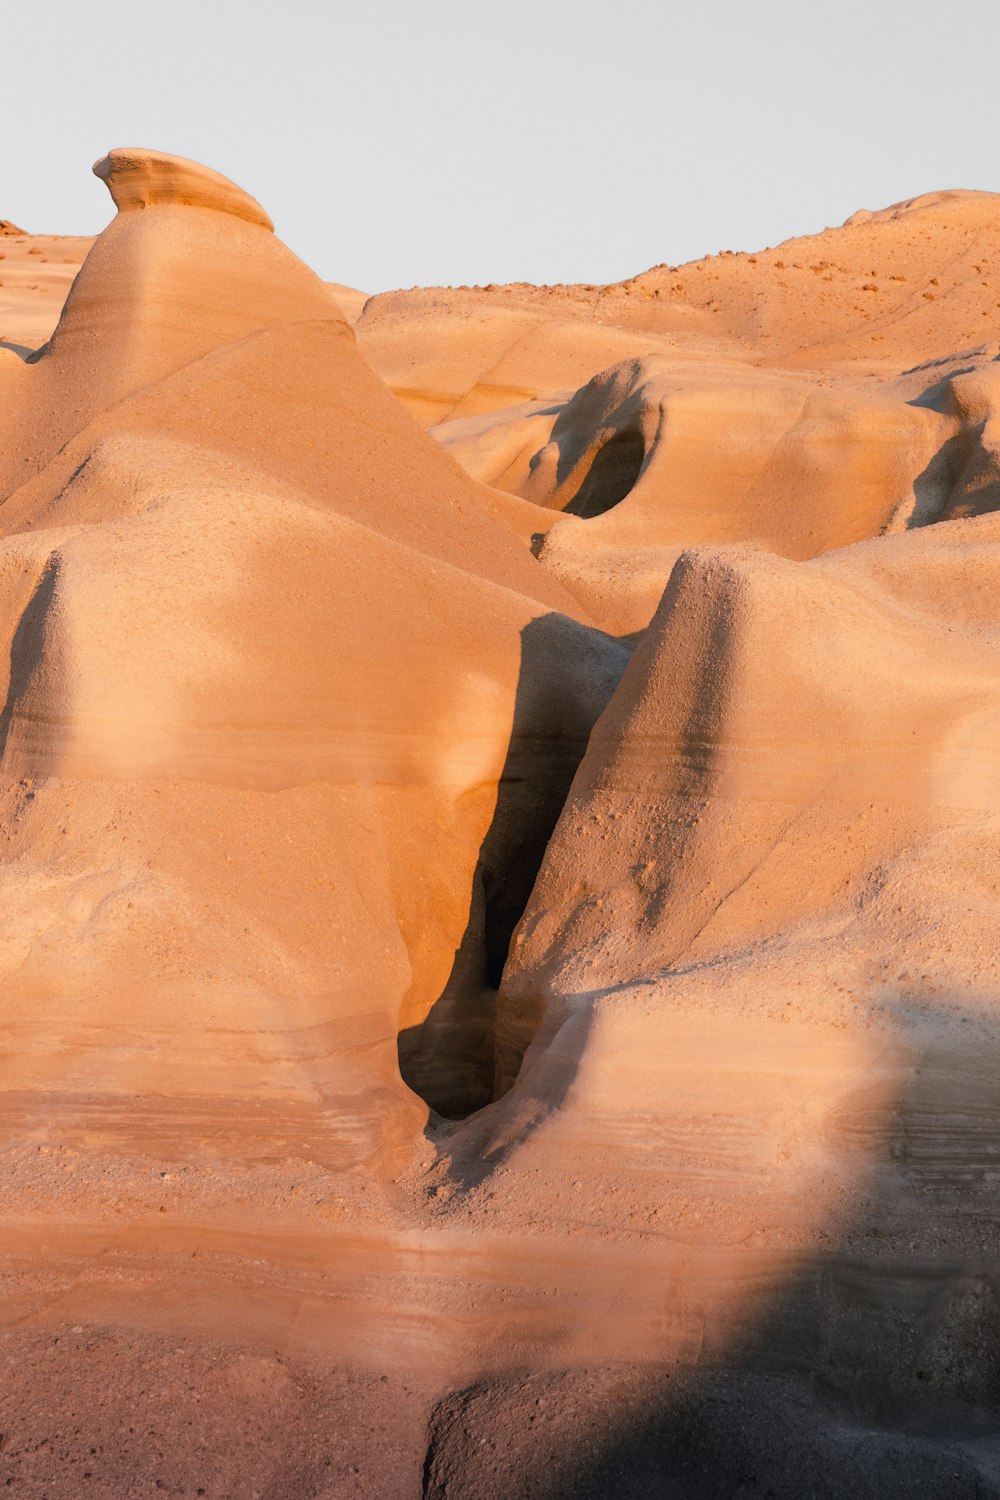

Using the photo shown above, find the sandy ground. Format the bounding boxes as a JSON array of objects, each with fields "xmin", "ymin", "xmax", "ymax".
[
  {"xmin": 0, "ymin": 1323, "xmax": 432, "ymax": 1498},
  {"xmin": 0, "ymin": 1329, "xmax": 996, "ymax": 1497}
]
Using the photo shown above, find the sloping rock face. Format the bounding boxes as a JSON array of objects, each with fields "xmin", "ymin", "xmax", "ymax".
[
  {"xmin": 479, "ymin": 516, "xmax": 1000, "ymax": 1397},
  {"xmin": 0, "ymin": 148, "xmax": 624, "ymax": 1167}
]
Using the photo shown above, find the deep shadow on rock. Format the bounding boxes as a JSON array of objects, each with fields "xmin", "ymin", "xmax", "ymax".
[
  {"xmin": 397, "ymin": 612, "xmax": 627, "ymax": 1120},
  {"xmin": 422, "ymin": 991, "xmax": 1000, "ymax": 1498}
]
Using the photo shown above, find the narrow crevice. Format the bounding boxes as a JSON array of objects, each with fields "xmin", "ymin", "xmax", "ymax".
[
  {"xmin": 397, "ymin": 613, "xmax": 630, "ymax": 1122},
  {"xmin": 396, "ymin": 769, "xmax": 570, "ymax": 1121}
]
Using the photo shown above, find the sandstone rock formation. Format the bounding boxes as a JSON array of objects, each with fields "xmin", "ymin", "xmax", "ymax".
[
  {"xmin": 0, "ymin": 148, "xmax": 625, "ymax": 1169},
  {"xmin": 2, "ymin": 156, "xmax": 1000, "ymax": 1494}
]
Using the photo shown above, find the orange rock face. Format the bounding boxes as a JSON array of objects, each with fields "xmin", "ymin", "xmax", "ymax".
[{"xmin": 3, "ymin": 155, "xmax": 1000, "ymax": 1491}]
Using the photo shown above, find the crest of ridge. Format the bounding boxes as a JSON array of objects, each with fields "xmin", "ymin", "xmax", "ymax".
[{"xmin": 92, "ymin": 147, "xmax": 274, "ymax": 231}]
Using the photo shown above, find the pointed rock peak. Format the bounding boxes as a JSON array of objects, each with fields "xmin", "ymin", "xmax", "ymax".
[{"xmin": 92, "ymin": 148, "xmax": 274, "ymax": 232}]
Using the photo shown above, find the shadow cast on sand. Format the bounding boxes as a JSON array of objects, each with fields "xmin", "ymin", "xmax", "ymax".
[{"xmin": 421, "ymin": 988, "xmax": 1000, "ymax": 1497}]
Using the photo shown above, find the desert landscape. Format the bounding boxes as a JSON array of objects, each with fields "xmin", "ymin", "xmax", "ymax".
[{"xmin": 1, "ymin": 148, "xmax": 1000, "ymax": 1495}]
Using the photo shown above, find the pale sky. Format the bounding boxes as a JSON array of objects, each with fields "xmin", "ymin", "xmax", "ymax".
[{"xmin": 5, "ymin": 0, "xmax": 1000, "ymax": 293}]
